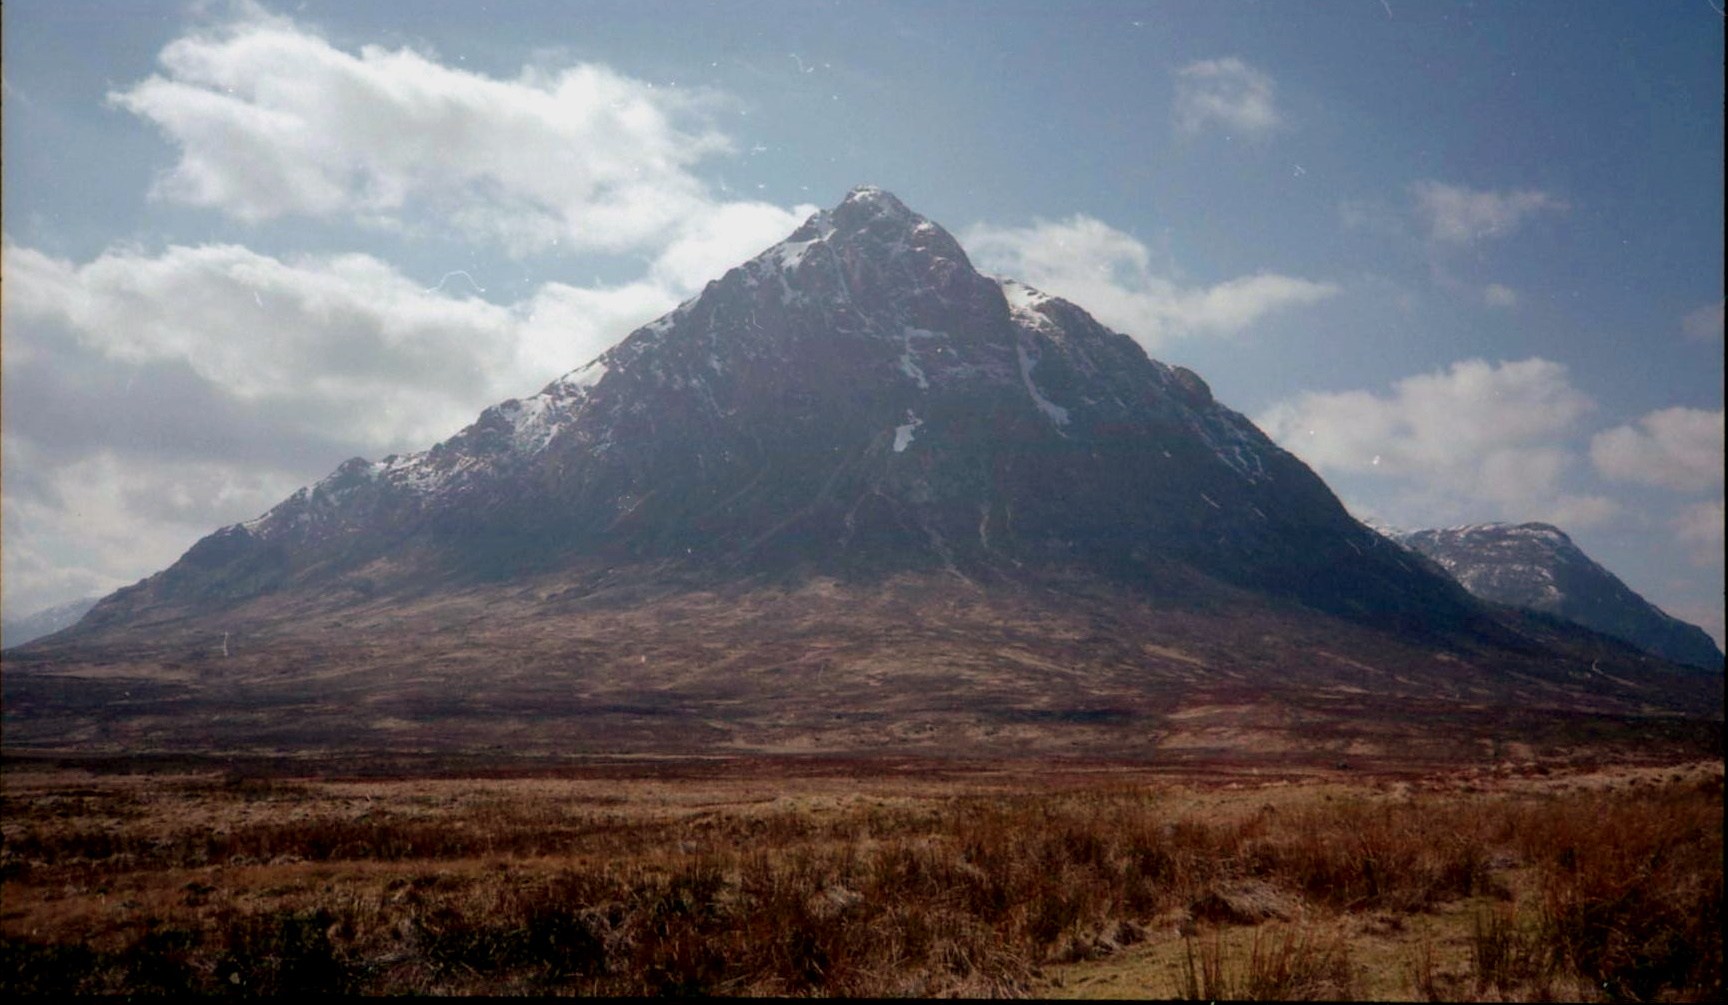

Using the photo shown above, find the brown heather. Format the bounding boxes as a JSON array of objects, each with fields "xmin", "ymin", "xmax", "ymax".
[{"xmin": 1, "ymin": 759, "xmax": 1720, "ymax": 998}]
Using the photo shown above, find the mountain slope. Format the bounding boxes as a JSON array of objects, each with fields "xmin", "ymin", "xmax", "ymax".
[
  {"xmin": 76, "ymin": 187, "xmax": 1487, "ymax": 640},
  {"xmin": 1391, "ymin": 522, "xmax": 1723, "ymax": 670},
  {"xmin": 8, "ymin": 563, "xmax": 1719, "ymax": 761},
  {"xmin": 12, "ymin": 188, "xmax": 1719, "ymax": 760}
]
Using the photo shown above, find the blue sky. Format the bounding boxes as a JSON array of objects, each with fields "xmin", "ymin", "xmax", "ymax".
[{"xmin": 4, "ymin": 0, "xmax": 1722, "ymax": 645}]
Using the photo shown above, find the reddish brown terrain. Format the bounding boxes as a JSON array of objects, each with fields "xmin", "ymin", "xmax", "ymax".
[
  {"xmin": 5, "ymin": 567, "xmax": 1719, "ymax": 763},
  {"xmin": 2, "ymin": 752, "xmax": 1720, "ymax": 998},
  {"xmin": 4, "ymin": 187, "xmax": 1719, "ymax": 999}
]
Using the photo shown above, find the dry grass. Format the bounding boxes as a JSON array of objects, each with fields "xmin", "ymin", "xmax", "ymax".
[
  {"xmin": 1180, "ymin": 926, "xmax": 1355, "ymax": 1000},
  {"xmin": 2, "ymin": 759, "xmax": 1720, "ymax": 998}
]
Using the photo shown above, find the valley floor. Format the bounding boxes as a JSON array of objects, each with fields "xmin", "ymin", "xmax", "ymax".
[{"xmin": 2, "ymin": 754, "xmax": 1720, "ymax": 999}]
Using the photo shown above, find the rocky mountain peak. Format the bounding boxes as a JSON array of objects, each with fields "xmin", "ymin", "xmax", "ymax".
[
  {"xmin": 728, "ymin": 184, "xmax": 993, "ymax": 340},
  {"xmin": 24, "ymin": 188, "xmax": 1720, "ymax": 763},
  {"xmin": 78, "ymin": 187, "xmax": 1500, "ymax": 640},
  {"xmin": 832, "ymin": 183, "xmax": 917, "ymax": 228}
]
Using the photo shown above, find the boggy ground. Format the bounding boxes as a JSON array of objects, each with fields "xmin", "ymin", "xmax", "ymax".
[{"xmin": 1, "ymin": 754, "xmax": 1720, "ymax": 999}]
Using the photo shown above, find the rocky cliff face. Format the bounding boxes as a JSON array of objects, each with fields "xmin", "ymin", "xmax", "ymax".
[
  {"xmin": 1391, "ymin": 522, "xmax": 1723, "ymax": 670},
  {"xmin": 83, "ymin": 189, "xmax": 1493, "ymax": 642}
]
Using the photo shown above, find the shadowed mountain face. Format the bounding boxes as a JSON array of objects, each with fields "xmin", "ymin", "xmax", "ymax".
[
  {"xmin": 13, "ymin": 189, "xmax": 1719, "ymax": 760},
  {"xmin": 76, "ymin": 188, "xmax": 1487, "ymax": 639},
  {"xmin": 1391, "ymin": 523, "xmax": 1724, "ymax": 671}
]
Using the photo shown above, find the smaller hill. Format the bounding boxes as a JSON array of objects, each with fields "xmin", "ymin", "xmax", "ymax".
[{"xmin": 1389, "ymin": 522, "xmax": 1722, "ymax": 671}]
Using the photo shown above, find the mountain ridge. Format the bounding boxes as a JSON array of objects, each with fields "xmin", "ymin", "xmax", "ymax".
[
  {"xmin": 1, "ymin": 596, "xmax": 102, "ymax": 649},
  {"xmin": 13, "ymin": 186, "xmax": 1718, "ymax": 761},
  {"xmin": 77, "ymin": 186, "xmax": 1490, "ymax": 641},
  {"xmin": 1388, "ymin": 521, "xmax": 1723, "ymax": 671}
]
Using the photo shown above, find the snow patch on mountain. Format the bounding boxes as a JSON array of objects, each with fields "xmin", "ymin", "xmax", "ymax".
[
  {"xmin": 773, "ymin": 236, "xmax": 823, "ymax": 272},
  {"xmin": 1016, "ymin": 339, "xmax": 1070, "ymax": 428},
  {"xmin": 893, "ymin": 412, "xmax": 924, "ymax": 453},
  {"xmin": 898, "ymin": 327, "xmax": 937, "ymax": 389},
  {"xmin": 998, "ymin": 278, "xmax": 1060, "ymax": 333},
  {"xmin": 1191, "ymin": 413, "xmax": 1274, "ymax": 484}
]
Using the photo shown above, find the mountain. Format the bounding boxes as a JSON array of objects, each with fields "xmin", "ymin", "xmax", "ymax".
[
  {"xmin": 8, "ymin": 188, "xmax": 1720, "ymax": 762},
  {"xmin": 1389, "ymin": 522, "xmax": 1724, "ymax": 671},
  {"xmin": 73, "ymin": 187, "xmax": 1484, "ymax": 636},
  {"xmin": 1, "ymin": 596, "xmax": 102, "ymax": 649}
]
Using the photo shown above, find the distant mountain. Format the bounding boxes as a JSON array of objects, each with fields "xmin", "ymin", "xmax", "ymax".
[
  {"xmin": 9, "ymin": 189, "xmax": 1719, "ymax": 759},
  {"xmin": 2, "ymin": 596, "xmax": 101, "ymax": 649},
  {"xmin": 1389, "ymin": 522, "xmax": 1723, "ymax": 670}
]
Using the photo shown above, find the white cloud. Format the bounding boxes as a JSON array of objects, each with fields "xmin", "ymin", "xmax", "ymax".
[
  {"xmin": 648, "ymin": 200, "xmax": 815, "ymax": 291},
  {"xmin": 1173, "ymin": 57, "xmax": 1283, "ymax": 137},
  {"xmin": 1591, "ymin": 407, "xmax": 1725, "ymax": 493},
  {"xmin": 1682, "ymin": 301, "xmax": 1724, "ymax": 341},
  {"xmin": 108, "ymin": 8, "xmax": 740, "ymax": 255},
  {"xmin": 1409, "ymin": 181, "xmax": 1567, "ymax": 244},
  {"xmin": 7, "ymin": 239, "xmax": 558, "ymax": 449},
  {"xmin": 1543, "ymin": 493, "xmax": 1622, "ymax": 531},
  {"xmin": 1, "ymin": 436, "xmax": 308, "ymax": 616},
  {"xmin": 1258, "ymin": 358, "xmax": 1608, "ymax": 526},
  {"xmin": 0, "ymin": 228, "xmax": 763, "ymax": 621},
  {"xmin": 963, "ymin": 215, "xmax": 1336, "ymax": 348},
  {"xmin": 5, "ymin": 7, "xmax": 827, "ymax": 625},
  {"xmin": 2, "ymin": 218, "xmax": 809, "ymax": 459},
  {"xmin": 1483, "ymin": 283, "xmax": 1519, "ymax": 308},
  {"xmin": 1673, "ymin": 499, "xmax": 1725, "ymax": 562}
]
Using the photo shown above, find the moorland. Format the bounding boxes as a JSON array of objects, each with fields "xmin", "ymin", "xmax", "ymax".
[{"xmin": 2, "ymin": 751, "xmax": 1719, "ymax": 999}]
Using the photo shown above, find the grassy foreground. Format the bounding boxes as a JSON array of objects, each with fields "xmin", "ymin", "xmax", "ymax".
[{"xmin": 2, "ymin": 758, "xmax": 1720, "ymax": 998}]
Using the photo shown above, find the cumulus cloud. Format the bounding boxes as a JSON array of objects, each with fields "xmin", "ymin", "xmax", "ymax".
[
  {"xmin": 646, "ymin": 199, "xmax": 814, "ymax": 291},
  {"xmin": 1682, "ymin": 301, "xmax": 1723, "ymax": 341},
  {"xmin": 4, "ymin": 5, "xmax": 825, "ymax": 623},
  {"xmin": 1590, "ymin": 407, "xmax": 1725, "ymax": 493},
  {"xmin": 0, "ymin": 225, "xmax": 794, "ymax": 619},
  {"xmin": 1173, "ymin": 57, "xmax": 1283, "ymax": 137},
  {"xmin": 1409, "ymin": 181, "xmax": 1567, "ymax": 245},
  {"xmin": 107, "ymin": 6, "xmax": 747, "ymax": 255},
  {"xmin": 1, "ymin": 225, "xmax": 835, "ymax": 466},
  {"xmin": 1258, "ymin": 358, "xmax": 1610, "ymax": 526},
  {"xmin": 963, "ymin": 215, "xmax": 1336, "ymax": 347},
  {"xmin": 8, "ymin": 240, "xmax": 583, "ymax": 449},
  {"xmin": 1, "ymin": 434, "xmax": 309, "ymax": 612},
  {"xmin": 1672, "ymin": 499, "xmax": 1725, "ymax": 561},
  {"xmin": 1542, "ymin": 493, "xmax": 1622, "ymax": 531}
]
